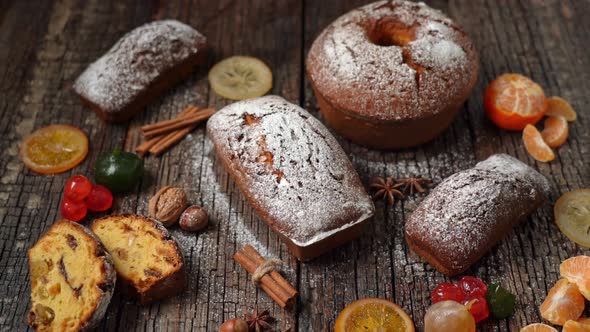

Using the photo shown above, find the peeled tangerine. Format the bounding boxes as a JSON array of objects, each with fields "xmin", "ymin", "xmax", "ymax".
[
  {"xmin": 560, "ymin": 256, "xmax": 590, "ymax": 301},
  {"xmin": 523, "ymin": 124, "xmax": 555, "ymax": 162},
  {"xmin": 546, "ymin": 96, "xmax": 577, "ymax": 122},
  {"xmin": 424, "ymin": 300, "xmax": 475, "ymax": 332},
  {"xmin": 540, "ymin": 279, "xmax": 584, "ymax": 326},
  {"xmin": 520, "ymin": 323, "xmax": 558, "ymax": 332}
]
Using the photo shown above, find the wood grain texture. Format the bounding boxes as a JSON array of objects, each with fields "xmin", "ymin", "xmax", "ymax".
[{"xmin": 0, "ymin": 0, "xmax": 589, "ymax": 331}]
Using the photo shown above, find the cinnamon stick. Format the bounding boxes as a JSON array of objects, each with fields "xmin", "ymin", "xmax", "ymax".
[
  {"xmin": 142, "ymin": 108, "xmax": 215, "ymax": 138},
  {"xmin": 233, "ymin": 246, "xmax": 298, "ymax": 309},
  {"xmin": 136, "ymin": 105, "xmax": 198, "ymax": 156},
  {"xmin": 243, "ymin": 245, "xmax": 298, "ymax": 297}
]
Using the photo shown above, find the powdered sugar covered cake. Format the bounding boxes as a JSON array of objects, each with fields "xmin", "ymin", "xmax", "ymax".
[
  {"xmin": 73, "ymin": 20, "xmax": 206, "ymax": 122},
  {"xmin": 405, "ymin": 154, "xmax": 550, "ymax": 276},
  {"xmin": 207, "ymin": 95, "xmax": 375, "ymax": 260}
]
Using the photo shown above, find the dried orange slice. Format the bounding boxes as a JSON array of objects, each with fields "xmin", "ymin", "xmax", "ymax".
[
  {"xmin": 546, "ymin": 96, "xmax": 577, "ymax": 122},
  {"xmin": 523, "ymin": 124, "xmax": 555, "ymax": 162},
  {"xmin": 563, "ymin": 319, "xmax": 590, "ymax": 332},
  {"xmin": 208, "ymin": 56, "xmax": 272, "ymax": 100},
  {"xmin": 334, "ymin": 298, "xmax": 415, "ymax": 332},
  {"xmin": 560, "ymin": 256, "xmax": 590, "ymax": 300},
  {"xmin": 20, "ymin": 124, "xmax": 88, "ymax": 174},
  {"xmin": 520, "ymin": 323, "xmax": 558, "ymax": 332},
  {"xmin": 555, "ymin": 190, "xmax": 590, "ymax": 248},
  {"xmin": 541, "ymin": 116, "xmax": 569, "ymax": 147},
  {"xmin": 540, "ymin": 278, "xmax": 584, "ymax": 326},
  {"xmin": 484, "ymin": 73, "xmax": 547, "ymax": 131}
]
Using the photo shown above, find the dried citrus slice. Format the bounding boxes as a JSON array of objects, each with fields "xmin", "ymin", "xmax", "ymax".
[
  {"xmin": 523, "ymin": 124, "xmax": 555, "ymax": 162},
  {"xmin": 520, "ymin": 323, "xmax": 558, "ymax": 332},
  {"xmin": 484, "ymin": 73, "xmax": 547, "ymax": 130},
  {"xmin": 20, "ymin": 124, "xmax": 88, "ymax": 174},
  {"xmin": 546, "ymin": 96, "xmax": 577, "ymax": 122},
  {"xmin": 541, "ymin": 116, "xmax": 569, "ymax": 147},
  {"xmin": 208, "ymin": 56, "xmax": 272, "ymax": 100},
  {"xmin": 560, "ymin": 256, "xmax": 590, "ymax": 300},
  {"xmin": 555, "ymin": 191, "xmax": 590, "ymax": 249},
  {"xmin": 540, "ymin": 278, "xmax": 584, "ymax": 326},
  {"xmin": 334, "ymin": 298, "xmax": 415, "ymax": 332},
  {"xmin": 563, "ymin": 318, "xmax": 590, "ymax": 332}
]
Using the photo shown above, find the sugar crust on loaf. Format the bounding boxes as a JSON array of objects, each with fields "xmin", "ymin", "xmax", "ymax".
[
  {"xmin": 73, "ymin": 20, "xmax": 206, "ymax": 114},
  {"xmin": 207, "ymin": 95, "xmax": 375, "ymax": 247}
]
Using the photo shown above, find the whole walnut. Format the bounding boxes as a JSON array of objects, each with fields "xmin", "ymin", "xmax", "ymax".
[
  {"xmin": 219, "ymin": 318, "xmax": 248, "ymax": 332},
  {"xmin": 148, "ymin": 186, "xmax": 187, "ymax": 227},
  {"xmin": 179, "ymin": 205, "xmax": 208, "ymax": 232}
]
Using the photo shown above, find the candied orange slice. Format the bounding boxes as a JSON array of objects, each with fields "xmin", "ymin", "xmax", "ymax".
[
  {"xmin": 520, "ymin": 323, "xmax": 558, "ymax": 332},
  {"xmin": 334, "ymin": 298, "xmax": 415, "ymax": 332},
  {"xmin": 555, "ymin": 191, "xmax": 590, "ymax": 249},
  {"xmin": 484, "ymin": 73, "xmax": 547, "ymax": 130},
  {"xmin": 546, "ymin": 96, "xmax": 577, "ymax": 122},
  {"xmin": 560, "ymin": 255, "xmax": 590, "ymax": 300},
  {"xmin": 563, "ymin": 319, "xmax": 590, "ymax": 332},
  {"xmin": 523, "ymin": 124, "xmax": 555, "ymax": 162},
  {"xmin": 541, "ymin": 116, "xmax": 569, "ymax": 147},
  {"xmin": 540, "ymin": 278, "xmax": 584, "ymax": 326},
  {"xmin": 20, "ymin": 124, "xmax": 88, "ymax": 174},
  {"xmin": 208, "ymin": 56, "xmax": 272, "ymax": 100}
]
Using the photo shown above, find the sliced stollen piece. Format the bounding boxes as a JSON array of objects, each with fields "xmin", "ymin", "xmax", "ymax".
[
  {"xmin": 207, "ymin": 95, "xmax": 375, "ymax": 261},
  {"xmin": 91, "ymin": 214, "xmax": 186, "ymax": 304},
  {"xmin": 73, "ymin": 20, "xmax": 207, "ymax": 122},
  {"xmin": 27, "ymin": 220, "xmax": 115, "ymax": 331},
  {"xmin": 405, "ymin": 154, "xmax": 551, "ymax": 276}
]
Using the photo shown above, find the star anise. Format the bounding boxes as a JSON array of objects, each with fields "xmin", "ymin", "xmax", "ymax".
[
  {"xmin": 245, "ymin": 306, "xmax": 275, "ymax": 332},
  {"xmin": 369, "ymin": 176, "xmax": 405, "ymax": 205},
  {"xmin": 396, "ymin": 174, "xmax": 431, "ymax": 195}
]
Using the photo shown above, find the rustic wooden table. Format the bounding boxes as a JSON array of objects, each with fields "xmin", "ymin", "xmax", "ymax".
[{"xmin": 1, "ymin": 0, "xmax": 589, "ymax": 331}]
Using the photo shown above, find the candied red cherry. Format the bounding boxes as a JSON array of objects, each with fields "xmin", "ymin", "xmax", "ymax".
[
  {"xmin": 458, "ymin": 276, "xmax": 488, "ymax": 299},
  {"xmin": 85, "ymin": 185, "xmax": 113, "ymax": 212},
  {"xmin": 61, "ymin": 198, "xmax": 87, "ymax": 221},
  {"xmin": 64, "ymin": 175, "xmax": 92, "ymax": 201},
  {"xmin": 432, "ymin": 282, "xmax": 467, "ymax": 304},
  {"xmin": 466, "ymin": 297, "xmax": 490, "ymax": 323}
]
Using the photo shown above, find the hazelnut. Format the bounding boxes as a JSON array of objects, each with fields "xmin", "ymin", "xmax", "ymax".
[
  {"xmin": 179, "ymin": 205, "xmax": 208, "ymax": 232},
  {"xmin": 219, "ymin": 318, "xmax": 248, "ymax": 332},
  {"xmin": 148, "ymin": 186, "xmax": 187, "ymax": 227}
]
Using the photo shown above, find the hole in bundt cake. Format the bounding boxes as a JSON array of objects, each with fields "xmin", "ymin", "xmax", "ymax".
[{"xmin": 367, "ymin": 19, "xmax": 416, "ymax": 47}]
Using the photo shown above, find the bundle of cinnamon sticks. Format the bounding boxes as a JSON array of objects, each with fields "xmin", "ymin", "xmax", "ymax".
[
  {"xmin": 233, "ymin": 245, "xmax": 298, "ymax": 309},
  {"xmin": 136, "ymin": 105, "xmax": 215, "ymax": 157}
]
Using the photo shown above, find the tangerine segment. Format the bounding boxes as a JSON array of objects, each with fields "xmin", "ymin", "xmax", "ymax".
[
  {"xmin": 555, "ymin": 191, "xmax": 590, "ymax": 249},
  {"xmin": 563, "ymin": 319, "xmax": 590, "ymax": 332},
  {"xmin": 208, "ymin": 56, "xmax": 272, "ymax": 100},
  {"xmin": 334, "ymin": 298, "xmax": 415, "ymax": 332},
  {"xmin": 541, "ymin": 116, "xmax": 569, "ymax": 147},
  {"xmin": 523, "ymin": 124, "xmax": 555, "ymax": 162},
  {"xmin": 20, "ymin": 124, "xmax": 88, "ymax": 174},
  {"xmin": 540, "ymin": 278, "xmax": 584, "ymax": 326},
  {"xmin": 520, "ymin": 323, "xmax": 558, "ymax": 332},
  {"xmin": 560, "ymin": 255, "xmax": 590, "ymax": 300},
  {"xmin": 546, "ymin": 96, "xmax": 577, "ymax": 122},
  {"xmin": 484, "ymin": 73, "xmax": 547, "ymax": 130}
]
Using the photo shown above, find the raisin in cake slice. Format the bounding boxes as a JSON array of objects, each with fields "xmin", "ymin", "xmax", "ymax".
[
  {"xmin": 27, "ymin": 220, "xmax": 115, "ymax": 331},
  {"xmin": 91, "ymin": 214, "xmax": 186, "ymax": 304}
]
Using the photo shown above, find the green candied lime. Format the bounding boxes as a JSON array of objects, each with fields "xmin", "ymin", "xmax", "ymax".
[
  {"xmin": 94, "ymin": 147, "xmax": 143, "ymax": 193},
  {"xmin": 485, "ymin": 283, "xmax": 516, "ymax": 319}
]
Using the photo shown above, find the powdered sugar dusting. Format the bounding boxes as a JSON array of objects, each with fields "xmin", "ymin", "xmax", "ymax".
[
  {"xmin": 73, "ymin": 20, "xmax": 206, "ymax": 113},
  {"xmin": 405, "ymin": 154, "xmax": 550, "ymax": 273},
  {"xmin": 207, "ymin": 96, "xmax": 375, "ymax": 247},
  {"xmin": 306, "ymin": 0, "xmax": 477, "ymax": 121}
]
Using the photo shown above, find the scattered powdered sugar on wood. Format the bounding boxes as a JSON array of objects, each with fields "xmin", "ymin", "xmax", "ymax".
[
  {"xmin": 306, "ymin": 0, "xmax": 477, "ymax": 121},
  {"xmin": 207, "ymin": 95, "xmax": 375, "ymax": 247},
  {"xmin": 405, "ymin": 154, "xmax": 550, "ymax": 273},
  {"xmin": 73, "ymin": 20, "xmax": 206, "ymax": 113}
]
